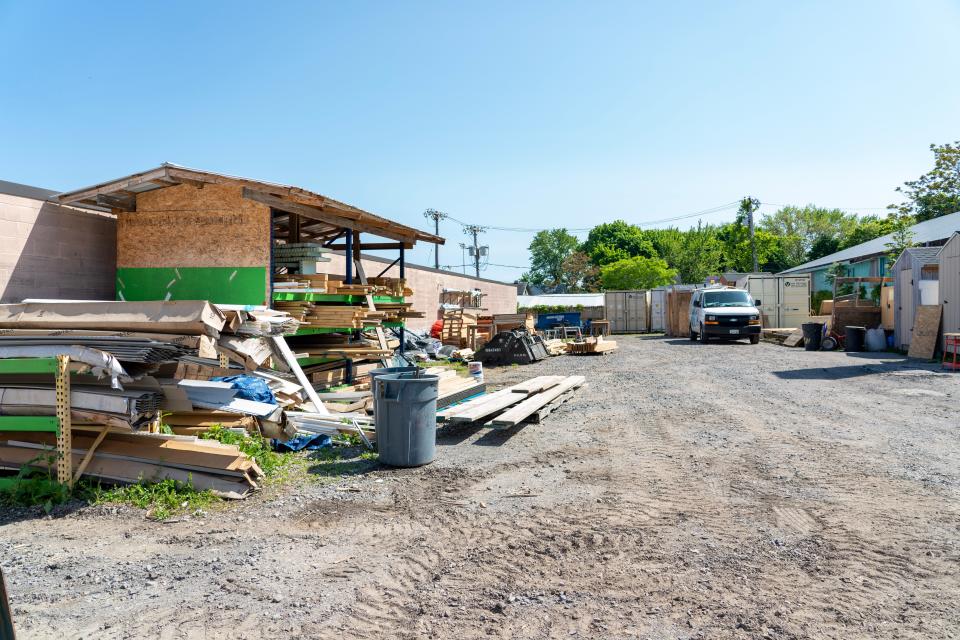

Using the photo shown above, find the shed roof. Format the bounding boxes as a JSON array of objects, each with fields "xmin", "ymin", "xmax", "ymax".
[
  {"xmin": 518, "ymin": 293, "xmax": 605, "ymax": 308},
  {"xmin": 903, "ymin": 246, "xmax": 942, "ymax": 265},
  {"xmin": 55, "ymin": 163, "xmax": 444, "ymax": 245},
  {"xmin": 779, "ymin": 210, "xmax": 960, "ymax": 274}
]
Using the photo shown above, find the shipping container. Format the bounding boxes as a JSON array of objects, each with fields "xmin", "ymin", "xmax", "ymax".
[
  {"xmin": 939, "ymin": 232, "xmax": 960, "ymax": 354},
  {"xmin": 604, "ymin": 290, "xmax": 649, "ymax": 333},
  {"xmin": 735, "ymin": 275, "xmax": 811, "ymax": 329}
]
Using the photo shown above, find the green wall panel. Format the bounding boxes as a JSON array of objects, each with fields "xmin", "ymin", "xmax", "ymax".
[{"xmin": 116, "ymin": 267, "xmax": 268, "ymax": 306}]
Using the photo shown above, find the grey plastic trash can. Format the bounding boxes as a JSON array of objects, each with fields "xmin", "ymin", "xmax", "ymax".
[{"xmin": 374, "ymin": 373, "xmax": 439, "ymax": 467}]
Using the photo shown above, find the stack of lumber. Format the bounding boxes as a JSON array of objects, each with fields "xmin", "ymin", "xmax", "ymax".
[
  {"xmin": 0, "ymin": 300, "xmax": 336, "ymax": 497},
  {"xmin": 419, "ymin": 366, "xmax": 486, "ymax": 407},
  {"xmin": 0, "ymin": 428, "xmax": 264, "ymax": 498},
  {"xmin": 440, "ymin": 289, "xmax": 485, "ymax": 309},
  {"xmin": 542, "ymin": 338, "xmax": 567, "ymax": 356},
  {"xmin": 437, "ymin": 375, "xmax": 584, "ymax": 428},
  {"xmin": 568, "ymin": 336, "xmax": 617, "ymax": 355},
  {"xmin": 272, "ymin": 243, "xmax": 331, "ymax": 271}
]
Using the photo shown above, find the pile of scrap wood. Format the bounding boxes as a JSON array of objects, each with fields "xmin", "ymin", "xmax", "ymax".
[
  {"xmin": 437, "ymin": 375, "xmax": 584, "ymax": 428},
  {"xmin": 0, "ymin": 300, "xmax": 368, "ymax": 498},
  {"xmin": 762, "ymin": 328, "xmax": 802, "ymax": 346},
  {"xmin": 567, "ymin": 336, "xmax": 617, "ymax": 355},
  {"xmin": 542, "ymin": 338, "xmax": 567, "ymax": 356}
]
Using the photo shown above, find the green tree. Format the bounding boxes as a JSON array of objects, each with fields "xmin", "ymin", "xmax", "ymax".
[
  {"xmin": 884, "ymin": 213, "xmax": 916, "ymax": 267},
  {"xmin": 717, "ymin": 217, "xmax": 783, "ymax": 272},
  {"xmin": 559, "ymin": 250, "xmax": 600, "ymax": 292},
  {"xmin": 600, "ymin": 256, "xmax": 676, "ymax": 290},
  {"xmin": 759, "ymin": 205, "xmax": 858, "ymax": 267},
  {"xmin": 892, "ymin": 141, "xmax": 960, "ymax": 222},
  {"xmin": 837, "ymin": 214, "xmax": 894, "ymax": 250},
  {"xmin": 673, "ymin": 221, "xmax": 723, "ymax": 283},
  {"xmin": 582, "ymin": 220, "xmax": 655, "ymax": 267},
  {"xmin": 525, "ymin": 228, "xmax": 580, "ymax": 290}
]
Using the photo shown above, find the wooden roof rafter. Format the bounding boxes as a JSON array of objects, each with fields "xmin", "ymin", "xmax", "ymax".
[{"xmin": 56, "ymin": 163, "xmax": 445, "ymax": 246}]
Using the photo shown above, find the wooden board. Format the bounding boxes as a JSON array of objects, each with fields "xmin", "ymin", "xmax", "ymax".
[
  {"xmin": 489, "ymin": 376, "xmax": 585, "ymax": 427},
  {"xmin": 783, "ymin": 330, "xmax": 804, "ymax": 347},
  {"xmin": 120, "ymin": 183, "xmax": 271, "ymax": 268},
  {"xmin": 510, "ymin": 376, "xmax": 565, "ymax": 394},
  {"xmin": 907, "ymin": 305, "xmax": 942, "ymax": 360}
]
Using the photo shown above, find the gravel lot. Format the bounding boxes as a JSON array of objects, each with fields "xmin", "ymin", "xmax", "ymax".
[{"xmin": 2, "ymin": 335, "xmax": 958, "ymax": 639}]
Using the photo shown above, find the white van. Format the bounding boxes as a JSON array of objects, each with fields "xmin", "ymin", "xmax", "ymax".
[{"xmin": 689, "ymin": 287, "xmax": 762, "ymax": 344}]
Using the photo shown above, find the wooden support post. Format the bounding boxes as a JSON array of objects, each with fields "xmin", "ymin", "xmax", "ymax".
[
  {"xmin": 55, "ymin": 354, "xmax": 73, "ymax": 487},
  {"xmin": 290, "ymin": 212, "xmax": 301, "ymax": 243}
]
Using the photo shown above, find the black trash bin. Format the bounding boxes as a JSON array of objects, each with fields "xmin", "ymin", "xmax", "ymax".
[
  {"xmin": 802, "ymin": 322, "xmax": 824, "ymax": 351},
  {"xmin": 844, "ymin": 326, "xmax": 866, "ymax": 352}
]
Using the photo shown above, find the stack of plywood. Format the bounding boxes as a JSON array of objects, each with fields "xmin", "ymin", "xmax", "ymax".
[{"xmin": 665, "ymin": 288, "xmax": 693, "ymax": 337}]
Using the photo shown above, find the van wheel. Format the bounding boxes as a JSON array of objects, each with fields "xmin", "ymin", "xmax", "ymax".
[
  {"xmin": 689, "ymin": 327, "xmax": 697, "ymax": 341},
  {"xmin": 699, "ymin": 324, "xmax": 709, "ymax": 342},
  {"xmin": 749, "ymin": 335, "xmax": 760, "ymax": 344}
]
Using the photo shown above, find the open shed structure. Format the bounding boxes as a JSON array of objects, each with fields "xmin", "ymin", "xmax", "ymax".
[
  {"xmin": 892, "ymin": 246, "xmax": 941, "ymax": 350},
  {"xmin": 55, "ymin": 163, "xmax": 444, "ymax": 306}
]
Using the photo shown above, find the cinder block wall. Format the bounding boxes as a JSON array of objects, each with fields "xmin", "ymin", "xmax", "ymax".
[
  {"xmin": 318, "ymin": 252, "xmax": 518, "ymax": 332},
  {"xmin": 0, "ymin": 192, "xmax": 116, "ymax": 303}
]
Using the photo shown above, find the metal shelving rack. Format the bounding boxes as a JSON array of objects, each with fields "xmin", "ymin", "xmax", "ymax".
[{"xmin": 0, "ymin": 355, "xmax": 73, "ymax": 489}]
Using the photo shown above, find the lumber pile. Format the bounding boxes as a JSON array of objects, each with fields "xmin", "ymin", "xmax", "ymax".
[
  {"xmin": 437, "ymin": 375, "xmax": 584, "ymax": 428},
  {"xmin": 0, "ymin": 300, "xmax": 331, "ymax": 498},
  {"xmin": 492, "ymin": 312, "xmax": 536, "ymax": 334},
  {"xmin": 567, "ymin": 336, "xmax": 617, "ymax": 355},
  {"xmin": 0, "ymin": 429, "xmax": 263, "ymax": 498},
  {"xmin": 542, "ymin": 338, "xmax": 567, "ymax": 356}
]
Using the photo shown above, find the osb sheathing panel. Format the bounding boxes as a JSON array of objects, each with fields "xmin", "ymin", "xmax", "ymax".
[{"xmin": 117, "ymin": 183, "xmax": 270, "ymax": 268}]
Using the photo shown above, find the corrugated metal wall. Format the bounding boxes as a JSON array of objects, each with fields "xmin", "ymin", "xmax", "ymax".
[{"xmin": 604, "ymin": 290, "xmax": 649, "ymax": 333}]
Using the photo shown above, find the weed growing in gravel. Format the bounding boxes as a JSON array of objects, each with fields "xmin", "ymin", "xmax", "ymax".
[
  {"xmin": 199, "ymin": 425, "xmax": 288, "ymax": 476},
  {"xmin": 0, "ymin": 456, "xmax": 71, "ymax": 513},
  {"xmin": 85, "ymin": 478, "xmax": 218, "ymax": 521}
]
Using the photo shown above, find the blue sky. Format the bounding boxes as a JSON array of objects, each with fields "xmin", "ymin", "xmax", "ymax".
[{"xmin": 1, "ymin": 1, "xmax": 958, "ymax": 281}]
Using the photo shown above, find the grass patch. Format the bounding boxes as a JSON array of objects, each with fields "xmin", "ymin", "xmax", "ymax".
[
  {"xmin": 199, "ymin": 424, "xmax": 288, "ymax": 476},
  {"xmin": 307, "ymin": 445, "xmax": 379, "ymax": 480}
]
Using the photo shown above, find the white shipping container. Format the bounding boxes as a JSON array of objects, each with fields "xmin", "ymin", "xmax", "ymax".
[
  {"xmin": 735, "ymin": 275, "xmax": 812, "ymax": 329},
  {"xmin": 604, "ymin": 290, "xmax": 650, "ymax": 333}
]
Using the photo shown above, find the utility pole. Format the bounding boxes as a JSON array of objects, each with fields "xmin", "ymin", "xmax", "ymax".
[
  {"xmin": 463, "ymin": 225, "xmax": 485, "ymax": 278},
  {"xmin": 740, "ymin": 196, "xmax": 760, "ymax": 272},
  {"xmin": 458, "ymin": 243, "xmax": 468, "ymax": 274},
  {"xmin": 423, "ymin": 209, "xmax": 448, "ymax": 269}
]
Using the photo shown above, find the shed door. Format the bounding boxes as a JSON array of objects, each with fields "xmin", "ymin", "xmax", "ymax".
[
  {"xmin": 780, "ymin": 277, "xmax": 810, "ymax": 329},
  {"xmin": 650, "ymin": 290, "xmax": 665, "ymax": 331},
  {"xmin": 624, "ymin": 292, "xmax": 647, "ymax": 332},
  {"xmin": 898, "ymin": 268, "xmax": 914, "ymax": 348}
]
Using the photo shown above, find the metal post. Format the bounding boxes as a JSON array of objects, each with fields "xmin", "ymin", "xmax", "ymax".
[
  {"xmin": 399, "ymin": 246, "xmax": 405, "ymax": 358},
  {"xmin": 55, "ymin": 354, "xmax": 72, "ymax": 487},
  {"xmin": 344, "ymin": 229, "xmax": 353, "ymax": 284}
]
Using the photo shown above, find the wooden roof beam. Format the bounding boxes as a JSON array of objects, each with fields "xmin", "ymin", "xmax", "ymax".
[{"xmin": 242, "ymin": 188, "xmax": 418, "ymax": 244}]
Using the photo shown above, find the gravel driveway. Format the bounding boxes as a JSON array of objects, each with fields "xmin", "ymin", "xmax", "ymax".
[{"xmin": 2, "ymin": 335, "xmax": 958, "ymax": 639}]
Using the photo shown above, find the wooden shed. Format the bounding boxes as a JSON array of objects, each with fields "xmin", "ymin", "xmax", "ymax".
[
  {"xmin": 939, "ymin": 232, "xmax": 960, "ymax": 354},
  {"xmin": 892, "ymin": 246, "xmax": 941, "ymax": 350},
  {"xmin": 55, "ymin": 164, "xmax": 444, "ymax": 306}
]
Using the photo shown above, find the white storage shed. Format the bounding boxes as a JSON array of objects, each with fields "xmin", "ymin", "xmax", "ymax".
[
  {"xmin": 892, "ymin": 247, "xmax": 941, "ymax": 350},
  {"xmin": 939, "ymin": 232, "xmax": 960, "ymax": 355}
]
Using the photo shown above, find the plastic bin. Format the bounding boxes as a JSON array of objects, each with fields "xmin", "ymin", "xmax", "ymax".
[{"xmin": 801, "ymin": 322, "xmax": 824, "ymax": 351}]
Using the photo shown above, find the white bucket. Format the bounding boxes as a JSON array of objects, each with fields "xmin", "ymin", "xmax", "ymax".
[{"xmin": 467, "ymin": 361, "xmax": 483, "ymax": 383}]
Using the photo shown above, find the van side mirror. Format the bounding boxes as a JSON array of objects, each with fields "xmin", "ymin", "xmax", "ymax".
[{"xmin": 754, "ymin": 299, "xmax": 761, "ymax": 306}]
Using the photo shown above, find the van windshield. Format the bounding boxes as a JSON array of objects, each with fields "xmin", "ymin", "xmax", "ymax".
[{"xmin": 703, "ymin": 291, "xmax": 752, "ymax": 308}]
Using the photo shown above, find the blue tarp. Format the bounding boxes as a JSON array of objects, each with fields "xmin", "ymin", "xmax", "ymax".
[
  {"xmin": 211, "ymin": 375, "xmax": 276, "ymax": 404},
  {"xmin": 272, "ymin": 433, "xmax": 332, "ymax": 452}
]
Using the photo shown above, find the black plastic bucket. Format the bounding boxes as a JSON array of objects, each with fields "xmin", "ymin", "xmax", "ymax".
[
  {"xmin": 802, "ymin": 322, "xmax": 824, "ymax": 351},
  {"xmin": 844, "ymin": 326, "xmax": 866, "ymax": 352}
]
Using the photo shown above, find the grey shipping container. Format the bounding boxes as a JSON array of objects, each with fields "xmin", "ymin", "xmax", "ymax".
[
  {"xmin": 604, "ymin": 290, "xmax": 650, "ymax": 333},
  {"xmin": 735, "ymin": 275, "xmax": 811, "ymax": 329}
]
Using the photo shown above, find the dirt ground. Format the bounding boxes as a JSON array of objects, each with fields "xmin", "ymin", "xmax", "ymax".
[{"xmin": 2, "ymin": 335, "xmax": 958, "ymax": 640}]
